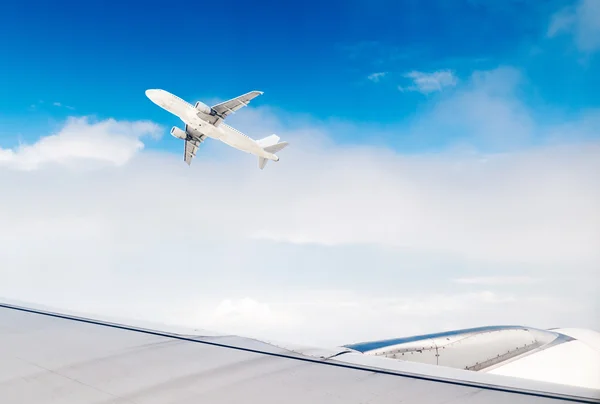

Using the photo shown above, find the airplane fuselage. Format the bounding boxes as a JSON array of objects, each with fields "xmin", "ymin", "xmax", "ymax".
[{"xmin": 145, "ymin": 89, "xmax": 278, "ymax": 161}]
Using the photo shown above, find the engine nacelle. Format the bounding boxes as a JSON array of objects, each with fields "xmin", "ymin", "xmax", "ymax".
[
  {"xmin": 170, "ymin": 126, "xmax": 187, "ymax": 140},
  {"xmin": 194, "ymin": 101, "xmax": 212, "ymax": 115}
]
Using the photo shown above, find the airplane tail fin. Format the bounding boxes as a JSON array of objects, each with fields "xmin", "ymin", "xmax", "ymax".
[
  {"xmin": 256, "ymin": 134, "xmax": 289, "ymax": 170},
  {"xmin": 256, "ymin": 134, "xmax": 280, "ymax": 148}
]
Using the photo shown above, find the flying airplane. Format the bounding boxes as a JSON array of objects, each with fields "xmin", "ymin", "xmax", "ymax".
[
  {"xmin": 1, "ymin": 299, "xmax": 599, "ymax": 403},
  {"xmin": 145, "ymin": 89, "xmax": 288, "ymax": 169}
]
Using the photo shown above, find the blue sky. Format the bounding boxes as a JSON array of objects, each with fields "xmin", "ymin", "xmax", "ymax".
[{"xmin": 0, "ymin": 0, "xmax": 597, "ymax": 151}]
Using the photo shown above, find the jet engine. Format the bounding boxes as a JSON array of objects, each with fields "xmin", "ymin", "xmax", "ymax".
[
  {"xmin": 170, "ymin": 126, "xmax": 187, "ymax": 140},
  {"xmin": 194, "ymin": 101, "xmax": 212, "ymax": 115}
]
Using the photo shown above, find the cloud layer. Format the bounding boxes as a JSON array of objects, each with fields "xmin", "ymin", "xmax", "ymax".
[{"xmin": 1, "ymin": 66, "xmax": 598, "ymax": 347}]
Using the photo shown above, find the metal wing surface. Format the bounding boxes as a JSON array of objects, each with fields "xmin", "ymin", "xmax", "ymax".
[
  {"xmin": 0, "ymin": 302, "xmax": 598, "ymax": 404},
  {"xmin": 183, "ymin": 124, "xmax": 206, "ymax": 165},
  {"xmin": 209, "ymin": 90, "xmax": 263, "ymax": 125}
]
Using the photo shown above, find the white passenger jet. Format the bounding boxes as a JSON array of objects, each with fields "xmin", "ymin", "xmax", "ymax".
[{"xmin": 145, "ymin": 89, "xmax": 288, "ymax": 169}]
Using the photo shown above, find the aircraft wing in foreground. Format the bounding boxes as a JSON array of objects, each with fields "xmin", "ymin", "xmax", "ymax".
[
  {"xmin": 146, "ymin": 89, "xmax": 288, "ymax": 169},
  {"xmin": 1, "ymin": 301, "xmax": 598, "ymax": 404}
]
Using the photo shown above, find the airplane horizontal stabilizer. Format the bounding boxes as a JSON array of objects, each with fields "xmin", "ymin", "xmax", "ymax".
[
  {"xmin": 263, "ymin": 141, "xmax": 289, "ymax": 154},
  {"xmin": 258, "ymin": 142, "xmax": 289, "ymax": 170},
  {"xmin": 258, "ymin": 157, "xmax": 268, "ymax": 170}
]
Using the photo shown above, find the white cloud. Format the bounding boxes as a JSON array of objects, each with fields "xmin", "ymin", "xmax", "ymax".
[
  {"xmin": 137, "ymin": 291, "xmax": 590, "ymax": 346},
  {"xmin": 367, "ymin": 72, "xmax": 387, "ymax": 82},
  {"xmin": 409, "ymin": 66, "xmax": 539, "ymax": 149},
  {"xmin": 548, "ymin": 0, "xmax": 600, "ymax": 52},
  {"xmin": 0, "ymin": 68, "xmax": 599, "ymax": 346},
  {"xmin": 0, "ymin": 116, "xmax": 161, "ymax": 170},
  {"xmin": 399, "ymin": 70, "xmax": 458, "ymax": 94},
  {"xmin": 248, "ymin": 141, "xmax": 600, "ymax": 266},
  {"xmin": 198, "ymin": 298, "xmax": 301, "ymax": 338},
  {"xmin": 52, "ymin": 102, "xmax": 75, "ymax": 110},
  {"xmin": 453, "ymin": 276, "xmax": 539, "ymax": 285}
]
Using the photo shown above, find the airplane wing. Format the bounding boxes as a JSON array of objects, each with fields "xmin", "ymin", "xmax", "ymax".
[
  {"xmin": 184, "ymin": 138, "xmax": 201, "ymax": 165},
  {"xmin": 1, "ymin": 301, "xmax": 598, "ymax": 404},
  {"xmin": 210, "ymin": 90, "xmax": 263, "ymax": 124},
  {"xmin": 183, "ymin": 124, "xmax": 206, "ymax": 165}
]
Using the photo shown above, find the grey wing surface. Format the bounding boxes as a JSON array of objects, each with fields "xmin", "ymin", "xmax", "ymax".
[
  {"xmin": 0, "ymin": 302, "xmax": 598, "ymax": 404},
  {"xmin": 184, "ymin": 138, "xmax": 201, "ymax": 165},
  {"xmin": 183, "ymin": 125, "xmax": 206, "ymax": 165}
]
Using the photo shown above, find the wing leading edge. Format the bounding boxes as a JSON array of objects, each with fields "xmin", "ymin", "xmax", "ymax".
[{"xmin": 0, "ymin": 302, "xmax": 598, "ymax": 404}]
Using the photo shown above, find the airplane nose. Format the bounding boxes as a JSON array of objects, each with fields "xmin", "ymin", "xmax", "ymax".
[
  {"xmin": 145, "ymin": 89, "xmax": 160, "ymax": 101},
  {"xmin": 145, "ymin": 89, "xmax": 168, "ymax": 107}
]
